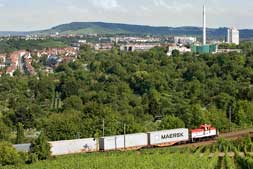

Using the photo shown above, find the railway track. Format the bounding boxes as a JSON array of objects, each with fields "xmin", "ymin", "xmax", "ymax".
[
  {"xmin": 174, "ymin": 128, "xmax": 253, "ymax": 148},
  {"xmin": 13, "ymin": 128, "xmax": 253, "ymax": 155}
]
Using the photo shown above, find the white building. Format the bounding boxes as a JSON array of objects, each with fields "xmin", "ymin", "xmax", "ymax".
[
  {"xmin": 0, "ymin": 54, "xmax": 6, "ymax": 68},
  {"xmin": 120, "ymin": 43, "xmax": 160, "ymax": 52},
  {"xmin": 78, "ymin": 40, "xmax": 87, "ymax": 44},
  {"xmin": 167, "ymin": 45, "xmax": 191, "ymax": 56},
  {"xmin": 227, "ymin": 28, "xmax": 240, "ymax": 45},
  {"xmin": 174, "ymin": 36, "xmax": 197, "ymax": 45}
]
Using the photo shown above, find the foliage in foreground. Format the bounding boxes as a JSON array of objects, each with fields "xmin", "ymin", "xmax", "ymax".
[
  {"xmin": 29, "ymin": 131, "xmax": 51, "ymax": 162},
  {"xmin": 2, "ymin": 150, "xmax": 219, "ymax": 169},
  {"xmin": 2, "ymin": 136, "xmax": 253, "ymax": 169},
  {"xmin": 0, "ymin": 142, "xmax": 21, "ymax": 166},
  {"xmin": 0, "ymin": 132, "xmax": 51, "ymax": 167}
]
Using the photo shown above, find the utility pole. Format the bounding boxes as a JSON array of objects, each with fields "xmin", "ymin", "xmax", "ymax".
[
  {"xmin": 102, "ymin": 118, "xmax": 105, "ymax": 137},
  {"xmin": 229, "ymin": 106, "xmax": 232, "ymax": 132},
  {"xmin": 123, "ymin": 124, "xmax": 126, "ymax": 150}
]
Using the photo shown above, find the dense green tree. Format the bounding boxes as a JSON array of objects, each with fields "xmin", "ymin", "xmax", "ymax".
[
  {"xmin": 63, "ymin": 95, "xmax": 83, "ymax": 111},
  {"xmin": 30, "ymin": 131, "xmax": 51, "ymax": 161},
  {"xmin": 0, "ymin": 121, "xmax": 10, "ymax": 141},
  {"xmin": 159, "ymin": 115, "xmax": 185, "ymax": 130},
  {"xmin": 58, "ymin": 76, "xmax": 80, "ymax": 99},
  {"xmin": 16, "ymin": 122, "xmax": 25, "ymax": 144},
  {"xmin": 172, "ymin": 49, "xmax": 180, "ymax": 57},
  {"xmin": 43, "ymin": 111, "xmax": 82, "ymax": 140}
]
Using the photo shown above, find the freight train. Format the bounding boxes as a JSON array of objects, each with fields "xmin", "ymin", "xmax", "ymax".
[
  {"xmin": 14, "ymin": 124, "xmax": 218, "ymax": 156},
  {"xmin": 50, "ymin": 124, "xmax": 218, "ymax": 155}
]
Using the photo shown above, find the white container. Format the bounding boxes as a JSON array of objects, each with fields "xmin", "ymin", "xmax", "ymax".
[
  {"xmin": 99, "ymin": 133, "xmax": 148, "ymax": 151},
  {"xmin": 50, "ymin": 138, "xmax": 98, "ymax": 156},
  {"xmin": 13, "ymin": 143, "xmax": 31, "ymax": 152},
  {"xmin": 148, "ymin": 128, "xmax": 189, "ymax": 146}
]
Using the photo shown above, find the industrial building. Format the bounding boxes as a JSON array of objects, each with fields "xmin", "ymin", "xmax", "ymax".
[
  {"xmin": 120, "ymin": 43, "xmax": 160, "ymax": 52},
  {"xmin": 227, "ymin": 28, "xmax": 240, "ymax": 45},
  {"xmin": 191, "ymin": 44, "xmax": 217, "ymax": 54},
  {"xmin": 167, "ymin": 45, "xmax": 191, "ymax": 56},
  {"xmin": 174, "ymin": 36, "xmax": 197, "ymax": 45},
  {"xmin": 191, "ymin": 4, "xmax": 218, "ymax": 54}
]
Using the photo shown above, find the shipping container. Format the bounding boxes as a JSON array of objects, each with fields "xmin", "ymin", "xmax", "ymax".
[
  {"xmin": 50, "ymin": 138, "xmax": 98, "ymax": 156},
  {"xmin": 99, "ymin": 133, "xmax": 147, "ymax": 151},
  {"xmin": 13, "ymin": 143, "xmax": 31, "ymax": 152},
  {"xmin": 148, "ymin": 128, "xmax": 189, "ymax": 146}
]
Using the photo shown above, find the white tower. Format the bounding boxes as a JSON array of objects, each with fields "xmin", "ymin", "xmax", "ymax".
[
  {"xmin": 227, "ymin": 29, "xmax": 230, "ymax": 43},
  {"xmin": 227, "ymin": 28, "xmax": 240, "ymax": 45},
  {"xmin": 203, "ymin": 5, "xmax": 206, "ymax": 45}
]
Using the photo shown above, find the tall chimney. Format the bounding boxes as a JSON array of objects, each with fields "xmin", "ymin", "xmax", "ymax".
[{"xmin": 203, "ymin": 5, "xmax": 206, "ymax": 45}]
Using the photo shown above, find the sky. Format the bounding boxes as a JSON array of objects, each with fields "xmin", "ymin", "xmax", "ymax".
[{"xmin": 0, "ymin": 0, "xmax": 252, "ymax": 31}]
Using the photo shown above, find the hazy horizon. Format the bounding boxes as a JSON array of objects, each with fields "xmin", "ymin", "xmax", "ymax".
[{"xmin": 0, "ymin": 0, "xmax": 252, "ymax": 31}]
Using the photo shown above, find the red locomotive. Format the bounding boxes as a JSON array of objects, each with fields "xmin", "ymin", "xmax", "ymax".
[{"xmin": 190, "ymin": 124, "xmax": 218, "ymax": 142}]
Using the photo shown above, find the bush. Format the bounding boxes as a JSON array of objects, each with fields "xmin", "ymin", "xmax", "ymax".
[
  {"xmin": 0, "ymin": 121, "xmax": 10, "ymax": 141},
  {"xmin": 0, "ymin": 141, "xmax": 21, "ymax": 166},
  {"xmin": 29, "ymin": 131, "xmax": 51, "ymax": 161}
]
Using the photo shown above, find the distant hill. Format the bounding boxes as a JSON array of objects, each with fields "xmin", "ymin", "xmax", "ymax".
[
  {"xmin": 1, "ymin": 22, "xmax": 253, "ymax": 40},
  {"xmin": 42, "ymin": 22, "xmax": 228, "ymax": 39}
]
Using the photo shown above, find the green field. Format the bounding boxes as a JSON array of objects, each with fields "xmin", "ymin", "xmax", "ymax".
[
  {"xmin": 3, "ymin": 146, "xmax": 253, "ymax": 169},
  {"xmin": 2, "ymin": 149, "xmax": 217, "ymax": 169}
]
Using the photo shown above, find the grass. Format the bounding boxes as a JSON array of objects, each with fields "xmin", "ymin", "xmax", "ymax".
[
  {"xmin": 3, "ymin": 148, "xmax": 219, "ymax": 169},
  {"xmin": 3, "ymin": 137, "xmax": 253, "ymax": 169}
]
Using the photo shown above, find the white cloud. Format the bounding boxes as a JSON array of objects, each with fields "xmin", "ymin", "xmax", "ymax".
[
  {"xmin": 66, "ymin": 5, "xmax": 88, "ymax": 14},
  {"xmin": 152, "ymin": 0, "xmax": 193, "ymax": 11},
  {"xmin": 140, "ymin": 6, "xmax": 149, "ymax": 11},
  {"xmin": 91, "ymin": 0, "xmax": 119, "ymax": 10},
  {"xmin": 0, "ymin": 3, "xmax": 5, "ymax": 8},
  {"xmin": 153, "ymin": 0, "xmax": 171, "ymax": 9}
]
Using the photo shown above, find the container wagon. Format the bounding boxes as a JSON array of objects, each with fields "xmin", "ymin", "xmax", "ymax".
[
  {"xmin": 147, "ymin": 128, "xmax": 189, "ymax": 147},
  {"xmin": 50, "ymin": 138, "xmax": 98, "ymax": 156},
  {"xmin": 99, "ymin": 133, "xmax": 148, "ymax": 151}
]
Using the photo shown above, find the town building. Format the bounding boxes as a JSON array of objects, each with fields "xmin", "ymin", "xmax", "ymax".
[
  {"xmin": 0, "ymin": 54, "xmax": 6, "ymax": 68},
  {"xmin": 120, "ymin": 43, "xmax": 160, "ymax": 52},
  {"xmin": 174, "ymin": 36, "xmax": 197, "ymax": 45},
  {"xmin": 112, "ymin": 36, "xmax": 161, "ymax": 43},
  {"xmin": 5, "ymin": 50, "xmax": 35, "ymax": 77},
  {"xmin": 167, "ymin": 45, "xmax": 191, "ymax": 56},
  {"xmin": 227, "ymin": 28, "xmax": 240, "ymax": 45},
  {"xmin": 217, "ymin": 49, "xmax": 242, "ymax": 53},
  {"xmin": 46, "ymin": 55, "xmax": 63, "ymax": 67},
  {"xmin": 94, "ymin": 43, "xmax": 114, "ymax": 51}
]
